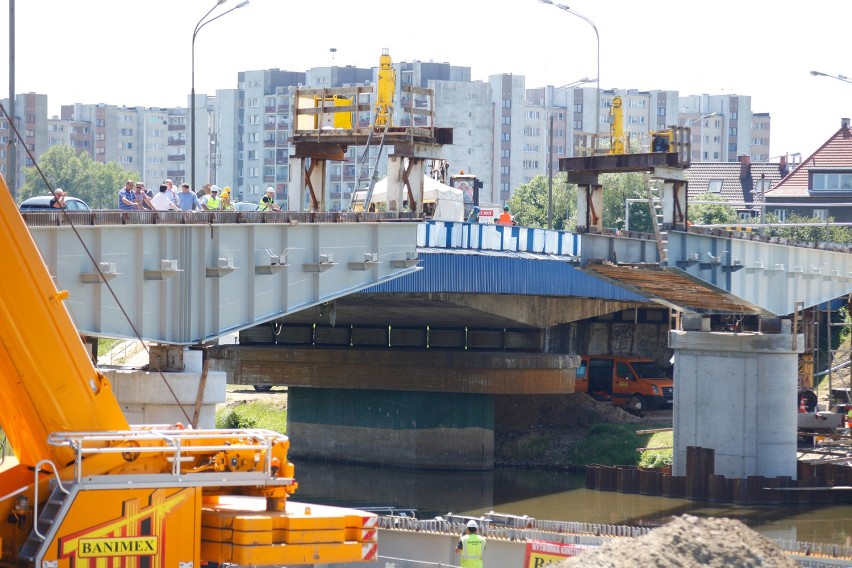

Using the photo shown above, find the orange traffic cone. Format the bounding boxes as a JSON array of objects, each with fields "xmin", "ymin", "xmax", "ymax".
[{"xmin": 798, "ymin": 397, "xmax": 807, "ymax": 413}]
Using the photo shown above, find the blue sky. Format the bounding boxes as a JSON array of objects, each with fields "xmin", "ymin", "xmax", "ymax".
[{"xmin": 2, "ymin": 0, "xmax": 849, "ymax": 160}]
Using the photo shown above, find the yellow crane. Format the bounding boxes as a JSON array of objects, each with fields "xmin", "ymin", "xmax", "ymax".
[{"xmin": 0, "ymin": 171, "xmax": 376, "ymax": 565}]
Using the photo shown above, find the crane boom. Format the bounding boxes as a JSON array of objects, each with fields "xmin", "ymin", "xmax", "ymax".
[{"xmin": 0, "ymin": 174, "xmax": 377, "ymax": 566}]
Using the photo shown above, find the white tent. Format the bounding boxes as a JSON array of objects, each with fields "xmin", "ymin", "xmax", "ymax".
[{"xmin": 354, "ymin": 175, "xmax": 465, "ymax": 221}]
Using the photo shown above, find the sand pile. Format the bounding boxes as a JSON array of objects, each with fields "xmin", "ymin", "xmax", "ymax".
[{"xmin": 557, "ymin": 515, "xmax": 797, "ymax": 568}]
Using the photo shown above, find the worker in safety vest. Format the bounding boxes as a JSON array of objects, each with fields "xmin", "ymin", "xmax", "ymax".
[
  {"xmin": 496, "ymin": 204, "xmax": 514, "ymax": 226},
  {"xmin": 456, "ymin": 520, "xmax": 485, "ymax": 568},
  {"xmin": 258, "ymin": 186, "xmax": 281, "ymax": 211},
  {"xmin": 206, "ymin": 187, "xmax": 222, "ymax": 210}
]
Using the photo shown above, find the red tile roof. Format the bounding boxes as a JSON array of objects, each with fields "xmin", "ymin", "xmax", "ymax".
[
  {"xmin": 766, "ymin": 125, "xmax": 852, "ymax": 197},
  {"xmin": 686, "ymin": 162, "xmax": 785, "ymax": 206}
]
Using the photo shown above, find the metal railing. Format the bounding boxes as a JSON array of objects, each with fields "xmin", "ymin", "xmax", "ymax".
[
  {"xmin": 376, "ymin": 514, "xmax": 852, "ymax": 564},
  {"xmin": 47, "ymin": 427, "xmax": 295, "ymax": 485}
]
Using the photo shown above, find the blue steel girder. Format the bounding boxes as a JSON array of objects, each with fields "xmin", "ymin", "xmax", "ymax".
[
  {"xmin": 585, "ymin": 230, "xmax": 852, "ymax": 316},
  {"xmin": 27, "ymin": 222, "xmax": 420, "ymax": 345}
]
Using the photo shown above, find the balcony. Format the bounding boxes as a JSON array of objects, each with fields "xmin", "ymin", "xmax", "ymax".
[
  {"xmin": 167, "ymin": 169, "xmax": 185, "ymax": 178},
  {"xmin": 264, "ymin": 139, "xmax": 276, "ymax": 147},
  {"xmin": 168, "ymin": 139, "xmax": 184, "ymax": 146},
  {"xmin": 168, "ymin": 124, "xmax": 186, "ymax": 131},
  {"xmin": 264, "ymin": 123, "xmax": 276, "ymax": 131},
  {"xmin": 167, "ymin": 154, "xmax": 185, "ymax": 162}
]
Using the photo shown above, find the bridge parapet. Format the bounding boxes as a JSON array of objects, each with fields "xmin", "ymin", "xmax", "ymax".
[{"xmin": 418, "ymin": 221, "xmax": 581, "ymax": 257}]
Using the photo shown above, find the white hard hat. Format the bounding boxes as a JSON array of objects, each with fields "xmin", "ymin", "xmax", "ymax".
[
  {"xmin": 266, "ymin": 186, "xmax": 275, "ymax": 193},
  {"xmin": 466, "ymin": 520, "xmax": 478, "ymax": 529}
]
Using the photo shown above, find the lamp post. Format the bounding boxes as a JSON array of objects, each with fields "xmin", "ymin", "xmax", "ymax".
[
  {"xmin": 546, "ymin": 78, "xmax": 595, "ymax": 228},
  {"xmin": 191, "ymin": 0, "xmax": 249, "ymax": 193},
  {"xmin": 810, "ymin": 70, "xmax": 852, "ymax": 85},
  {"xmin": 682, "ymin": 112, "xmax": 718, "ymax": 161},
  {"xmin": 7, "ymin": 0, "xmax": 16, "ymax": 199},
  {"xmin": 538, "ymin": 0, "xmax": 600, "ymax": 152}
]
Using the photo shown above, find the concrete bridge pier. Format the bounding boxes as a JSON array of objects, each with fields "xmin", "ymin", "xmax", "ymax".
[
  {"xmin": 670, "ymin": 317, "xmax": 802, "ymax": 479},
  {"xmin": 102, "ymin": 346, "xmax": 226, "ymax": 429}
]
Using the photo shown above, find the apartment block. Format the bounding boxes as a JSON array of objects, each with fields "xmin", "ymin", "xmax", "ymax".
[{"xmin": 0, "ymin": 62, "xmax": 770, "ymax": 208}]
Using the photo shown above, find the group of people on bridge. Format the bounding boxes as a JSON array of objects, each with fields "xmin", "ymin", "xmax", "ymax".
[{"xmin": 116, "ymin": 180, "xmax": 279, "ymax": 212}]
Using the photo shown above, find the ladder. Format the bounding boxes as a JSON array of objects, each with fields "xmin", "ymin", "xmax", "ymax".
[
  {"xmin": 19, "ymin": 482, "xmax": 71, "ymax": 563},
  {"xmin": 645, "ymin": 173, "xmax": 667, "ymax": 263},
  {"xmin": 348, "ymin": 125, "xmax": 389, "ymax": 212}
]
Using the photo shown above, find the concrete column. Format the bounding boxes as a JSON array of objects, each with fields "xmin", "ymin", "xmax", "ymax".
[
  {"xmin": 307, "ymin": 158, "xmax": 328, "ymax": 212},
  {"xmin": 576, "ymin": 183, "xmax": 603, "ymax": 233},
  {"xmin": 103, "ymin": 348, "xmax": 226, "ymax": 429},
  {"xmin": 386, "ymin": 156, "xmax": 405, "ymax": 212},
  {"xmin": 288, "ymin": 156, "xmax": 306, "ymax": 211},
  {"xmin": 287, "ymin": 388, "xmax": 494, "ymax": 470},
  {"xmin": 661, "ymin": 179, "xmax": 688, "ymax": 230},
  {"xmin": 670, "ymin": 326, "xmax": 803, "ymax": 479}
]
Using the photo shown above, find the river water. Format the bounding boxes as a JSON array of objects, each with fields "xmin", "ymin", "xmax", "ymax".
[{"xmin": 294, "ymin": 460, "xmax": 852, "ymax": 546}]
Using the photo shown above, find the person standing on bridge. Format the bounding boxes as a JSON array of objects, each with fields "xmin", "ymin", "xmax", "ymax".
[
  {"xmin": 456, "ymin": 520, "xmax": 485, "ymax": 568},
  {"xmin": 496, "ymin": 205, "xmax": 514, "ymax": 226}
]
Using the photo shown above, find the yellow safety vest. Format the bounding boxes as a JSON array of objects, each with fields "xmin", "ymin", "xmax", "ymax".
[
  {"xmin": 207, "ymin": 196, "xmax": 221, "ymax": 209},
  {"xmin": 459, "ymin": 534, "xmax": 485, "ymax": 568}
]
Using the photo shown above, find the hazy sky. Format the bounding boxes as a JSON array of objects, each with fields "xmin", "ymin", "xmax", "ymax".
[{"xmin": 2, "ymin": 0, "xmax": 849, "ymax": 161}]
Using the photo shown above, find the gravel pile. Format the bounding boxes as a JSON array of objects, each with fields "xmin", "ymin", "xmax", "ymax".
[{"xmin": 557, "ymin": 515, "xmax": 798, "ymax": 568}]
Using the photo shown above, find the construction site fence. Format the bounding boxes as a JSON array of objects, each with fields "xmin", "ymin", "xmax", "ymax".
[{"xmin": 376, "ymin": 516, "xmax": 852, "ymax": 566}]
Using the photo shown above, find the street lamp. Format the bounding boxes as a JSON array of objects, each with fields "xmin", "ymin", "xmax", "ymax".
[
  {"xmin": 810, "ymin": 70, "xmax": 852, "ymax": 84},
  {"xmin": 538, "ymin": 0, "xmax": 600, "ymax": 152},
  {"xmin": 682, "ymin": 112, "xmax": 719, "ymax": 161},
  {"xmin": 191, "ymin": 0, "xmax": 249, "ymax": 193},
  {"xmin": 546, "ymin": 78, "xmax": 595, "ymax": 228}
]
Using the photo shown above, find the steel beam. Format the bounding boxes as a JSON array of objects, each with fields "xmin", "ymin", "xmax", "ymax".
[{"xmin": 28, "ymin": 222, "xmax": 420, "ymax": 345}]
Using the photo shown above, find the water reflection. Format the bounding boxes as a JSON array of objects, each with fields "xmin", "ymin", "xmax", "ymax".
[{"xmin": 294, "ymin": 461, "xmax": 852, "ymax": 546}]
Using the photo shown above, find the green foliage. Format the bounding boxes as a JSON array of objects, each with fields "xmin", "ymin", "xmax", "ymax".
[
  {"xmin": 215, "ymin": 401, "xmax": 287, "ymax": 434},
  {"xmin": 507, "ymin": 174, "xmax": 576, "ymax": 231},
  {"xmin": 599, "ymin": 172, "xmax": 646, "ymax": 231},
  {"xmin": 97, "ymin": 338, "xmax": 121, "ymax": 357},
  {"xmin": 689, "ymin": 192, "xmax": 740, "ymax": 226},
  {"xmin": 764, "ymin": 213, "xmax": 852, "ymax": 245},
  {"xmin": 18, "ymin": 145, "xmax": 139, "ymax": 209},
  {"xmin": 637, "ymin": 430, "xmax": 673, "ymax": 469},
  {"xmin": 495, "ymin": 432, "xmax": 555, "ymax": 461},
  {"xmin": 569, "ymin": 423, "xmax": 672, "ymax": 467}
]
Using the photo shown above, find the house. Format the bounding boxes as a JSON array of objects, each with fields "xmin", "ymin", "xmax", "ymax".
[
  {"xmin": 686, "ymin": 156, "xmax": 793, "ymax": 220},
  {"xmin": 764, "ymin": 118, "xmax": 852, "ymax": 223}
]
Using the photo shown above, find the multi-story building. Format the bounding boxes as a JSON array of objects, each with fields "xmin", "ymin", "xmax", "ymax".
[
  {"xmin": 679, "ymin": 94, "xmax": 758, "ymax": 162},
  {"xmin": 0, "ymin": 62, "xmax": 771, "ymax": 210}
]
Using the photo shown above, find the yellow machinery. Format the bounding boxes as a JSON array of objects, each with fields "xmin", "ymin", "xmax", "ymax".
[
  {"xmin": 0, "ymin": 172, "xmax": 376, "ymax": 565},
  {"xmin": 374, "ymin": 48, "xmax": 396, "ymax": 128},
  {"xmin": 609, "ymin": 96, "xmax": 625, "ymax": 155}
]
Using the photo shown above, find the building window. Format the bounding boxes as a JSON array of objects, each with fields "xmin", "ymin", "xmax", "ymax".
[
  {"xmin": 728, "ymin": 127, "xmax": 738, "ymax": 136},
  {"xmin": 708, "ymin": 180, "xmax": 723, "ymax": 193},
  {"xmin": 502, "ymin": 99, "xmax": 511, "ymax": 108},
  {"xmin": 573, "ymin": 120, "xmax": 583, "ymax": 129},
  {"xmin": 813, "ymin": 208, "xmax": 829, "ymax": 221},
  {"xmin": 657, "ymin": 107, "xmax": 665, "ymax": 116},
  {"xmin": 627, "ymin": 115, "xmax": 645, "ymax": 125},
  {"xmin": 501, "ymin": 149, "xmax": 510, "ymax": 158},
  {"xmin": 771, "ymin": 209, "xmax": 788, "ymax": 221},
  {"xmin": 500, "ymin": 166, "xmax": 510, "ymax": 175},
  {"xmin": 501, "ymin": 133, "xmax": 510, "ymax": 141},
  {"xmin": 502, "ymin": 116, "xmax": 511, "ymax": 125},
  {"xmin": 811, "ymin": 171, "xmax": 852, "ymax": 191}
]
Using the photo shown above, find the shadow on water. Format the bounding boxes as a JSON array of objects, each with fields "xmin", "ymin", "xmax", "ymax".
[{"xmin": 294, "ymin": 460, "xmax": 852, "ymax": 546}]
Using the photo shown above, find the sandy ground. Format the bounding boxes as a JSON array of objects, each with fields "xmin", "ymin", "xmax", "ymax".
[{"xmin": 557, "ymin": 515, "xmax": 797, "ymax": 568}]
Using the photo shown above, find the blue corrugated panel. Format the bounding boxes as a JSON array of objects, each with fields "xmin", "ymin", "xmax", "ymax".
[{"xmin": 363, "ymin": 251, "xmax": 646, "ymax": 301}]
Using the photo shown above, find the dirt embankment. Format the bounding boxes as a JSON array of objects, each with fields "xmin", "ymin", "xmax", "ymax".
[{"xmin": 557, "ymin": 515, "xmax": 798, "ymax": 568}]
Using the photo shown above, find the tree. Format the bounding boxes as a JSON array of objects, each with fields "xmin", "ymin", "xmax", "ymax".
[
  {"xmin": 764, "ymin": 213, "xmax": 852, "ymax": 245},
  {"xmin": 507, "ymin": 174, "xmax": 576, "ymax": 231},
  {"xmin": 599, "ymin": 172, "xmax": 648, "ymax": 231},
  {"xmin": 688, "ymin": 192, "xmax": 740, "ymax": 226},
  {"xmin": 18, "ymin": 145, "xmax": 139, "ymax": 209}
]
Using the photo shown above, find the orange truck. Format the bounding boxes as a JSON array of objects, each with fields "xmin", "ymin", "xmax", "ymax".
[{"xmin": 575, "ymin": 355, "xmax": 673, "ymax": 413}]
